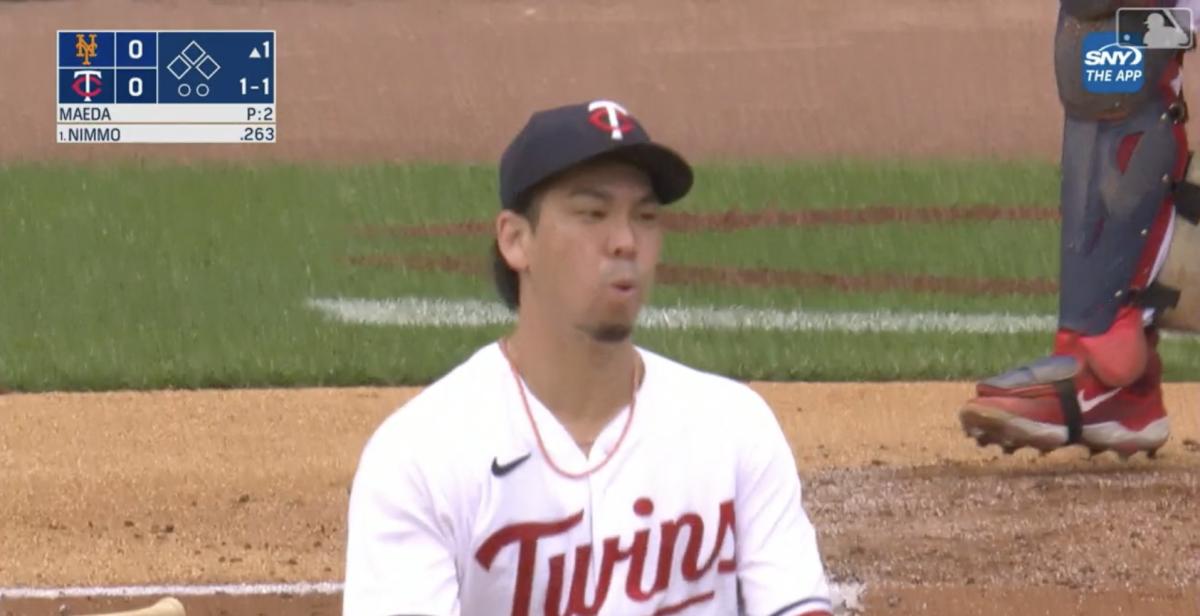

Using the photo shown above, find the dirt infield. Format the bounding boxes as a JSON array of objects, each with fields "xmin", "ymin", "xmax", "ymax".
[
  {"xmin": 4, "ymin": 0, "xmax": 1200, "ymax": 614},
  {"xmin": 1, "ymin": 384, "xmax": 1198, "ymax": 615}
]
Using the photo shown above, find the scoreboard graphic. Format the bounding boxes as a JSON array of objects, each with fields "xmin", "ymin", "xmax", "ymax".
[{"xmin": 57, "ymin": 30, "xmax": 276, "ymax": 144}]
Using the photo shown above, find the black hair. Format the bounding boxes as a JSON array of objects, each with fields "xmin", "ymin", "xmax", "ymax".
[{"xmin": 492, "ymin": 193, "xmax": 541, "ymax": 311}]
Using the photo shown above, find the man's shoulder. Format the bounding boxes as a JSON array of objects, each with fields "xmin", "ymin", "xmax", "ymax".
[
  {"xmin": 639, "ymin": 346, "xmax": 769, "ymax": 409},
  {"xmin": 370, "ymin": 343, "xmax": 506, "ymax": 446},
  {"xmin": 351, "ymin": 344, "xmax": 506, "ymax": 509}
]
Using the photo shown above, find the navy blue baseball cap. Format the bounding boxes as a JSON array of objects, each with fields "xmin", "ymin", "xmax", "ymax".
[{"xmin": 498, "ymin": 100, "xmax": 694, "ymax": 211}]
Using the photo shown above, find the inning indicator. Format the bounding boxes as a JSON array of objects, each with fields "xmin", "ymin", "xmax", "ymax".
[{"xmin": 57, "ymin": 30, "xmax": 276, "ymax": 144}]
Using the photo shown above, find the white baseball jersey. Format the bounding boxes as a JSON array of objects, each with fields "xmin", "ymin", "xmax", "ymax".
[{"xmin": 344, "ymin": 342, "xmax": 832, "ymax": 616}]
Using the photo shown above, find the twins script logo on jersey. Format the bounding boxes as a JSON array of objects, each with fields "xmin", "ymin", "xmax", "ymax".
[
  {"xmin": 587, "ymin": 100, "xmax": 637, "ymax": 141},
  {"xmin": 475, "ymin": 497, "xmax": 737, "ymax": 615}
]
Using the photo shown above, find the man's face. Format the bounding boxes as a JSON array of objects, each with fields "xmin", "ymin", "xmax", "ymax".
[{"xmin": 506, "ymin": 159, "xmax": 663, "ymax": 343}]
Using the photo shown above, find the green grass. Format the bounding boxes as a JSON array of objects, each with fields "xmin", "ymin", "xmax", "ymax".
[{"xmin": 4, "ymin": 160, "xmax": 1196, "ymax": 392}]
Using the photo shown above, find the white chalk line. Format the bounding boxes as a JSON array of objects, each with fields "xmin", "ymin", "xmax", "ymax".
[
  {"xmin": 307, "ymin": 296, "xmax": 1058, "ymax": 335},
  {"xmin": 0, "ymin": 581, "xmax": 341, "ymax": 599},
  {"xmin": 0, "ymin": 580, "xmax": 866, "ymax": 613}
]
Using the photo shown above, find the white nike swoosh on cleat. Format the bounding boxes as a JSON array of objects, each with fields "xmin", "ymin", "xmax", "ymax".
[{"xmin": 1077, "ymin": 388, "xmax": 1121, "ymax": 414}]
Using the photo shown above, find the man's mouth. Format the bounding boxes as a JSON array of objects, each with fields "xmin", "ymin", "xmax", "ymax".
[{"xmin": 610, "ymin": 280, "xmax": 637, "ymax": 295}]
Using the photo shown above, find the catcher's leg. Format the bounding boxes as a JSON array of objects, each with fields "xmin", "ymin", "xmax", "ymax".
[{"xmin": 960, "ymin": 88, "xmax": 1192, "ymax": 458}]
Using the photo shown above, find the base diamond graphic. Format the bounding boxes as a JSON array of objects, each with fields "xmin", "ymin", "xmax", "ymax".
[
  {"xmin": 181, "ymin": 41, "xmax": 206, "ymax": 64},
  {"xmin": 167, "ymin": 56, "xmax": 191, "ymax": 79},
  {"xmin": 196, "ymin": 55, "xmax": 221, "ymax": 79}
]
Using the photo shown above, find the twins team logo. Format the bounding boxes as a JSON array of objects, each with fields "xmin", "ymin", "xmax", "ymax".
[
  {"xmin": 71, "ymin": 70, "xmax": 103, "ymax": 102},
  {"xmin": 588, "ymin": 100, "xmax": 636, "ymax": 141},
  {"xmin": 1081, "ymin": 31, "xmax": 1145, "ymax": 94}
]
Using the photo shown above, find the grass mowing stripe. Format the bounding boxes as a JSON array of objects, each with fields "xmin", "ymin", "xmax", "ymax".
[
  {"xmin": 663, "ymin": 221, "xmax": 1059, "ymax": 280},
  {"xmin": 681, "ymin": 159, "xmax": 1059, "ymax": 212},
  {"xmin": 352, "ymin": 218, "xmax": 1062, "ymax": 282}
]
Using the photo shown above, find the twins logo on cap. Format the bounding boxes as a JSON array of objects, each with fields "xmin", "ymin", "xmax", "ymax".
[{"xmin": 587, "ymin": 100, "xmax": 636, "ymax": 141}]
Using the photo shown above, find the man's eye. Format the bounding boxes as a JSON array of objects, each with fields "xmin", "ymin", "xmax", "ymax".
[{"xmin": 638, "ymin": 210, "xmax": 659, "ymax": 222}]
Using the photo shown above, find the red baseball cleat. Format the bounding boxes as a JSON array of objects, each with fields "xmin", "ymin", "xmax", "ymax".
[{"xmin": 959, "ymin": 321, "xmax": 1171, "ymax": 459}]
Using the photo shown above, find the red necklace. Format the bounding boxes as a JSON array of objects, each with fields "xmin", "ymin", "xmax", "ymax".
[{"xmin": 499, "ymin": 338, "xmax": 638, "ymax": 480}]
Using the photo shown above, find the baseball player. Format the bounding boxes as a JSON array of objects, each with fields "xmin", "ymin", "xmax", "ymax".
[
  {"xmin": 960, "ymin": 1, "xmax": 1200, "ymax": 457},
  {"xmin": 343, "ymin": 100, "xmax": 833, "ymax": 616}
]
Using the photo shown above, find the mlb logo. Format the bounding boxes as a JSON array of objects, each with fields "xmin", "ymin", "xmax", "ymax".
[
  {"xmin": 1081, "ymin": 32, "xmax": 1145, "ymax": 94},
  {"xmin": 1116, "ymin": 7, "xmax": 1194, "ymax": 49}
]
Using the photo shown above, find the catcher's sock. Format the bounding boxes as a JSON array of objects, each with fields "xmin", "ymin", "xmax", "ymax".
[{"xmin": 1053, "ymin": 305, "xmax": 1148, "ymax": 389}]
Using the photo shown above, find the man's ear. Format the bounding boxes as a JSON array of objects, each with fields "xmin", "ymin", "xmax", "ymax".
[{"xmin": 496, "ymin": 210, "xmax": 532, "ymax": 273}]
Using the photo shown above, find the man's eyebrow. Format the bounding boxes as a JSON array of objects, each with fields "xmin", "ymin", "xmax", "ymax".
[
  {"xmin": 636, "ymin": 191, "xmax": 659, "ymax": 205},
  {"xmin": 567, "ymin": 185, "xmax": 611, "ymax": 201}
]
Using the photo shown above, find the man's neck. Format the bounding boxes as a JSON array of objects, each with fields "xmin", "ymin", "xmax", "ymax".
[{"xmin": 503, "ymin": 320, "xmax": 640, "ymax": 451}]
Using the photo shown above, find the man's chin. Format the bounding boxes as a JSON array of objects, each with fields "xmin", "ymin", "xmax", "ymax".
[{"xmin": 587, "ymin": 322, "xmax": 635, "ymax": 343}]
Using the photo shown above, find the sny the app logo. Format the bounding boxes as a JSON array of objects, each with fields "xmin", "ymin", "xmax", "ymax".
[
  {"xmin": 1080, "ymin": 31, "xmax": 1142, "ymax": 93},
  {"xmin": 1081, "ymin": 32, "xmax": 1144, "ymax": 94},
  {"xmin": 75, "ymin": 33, "xmax": 98, "ymax": 67}
]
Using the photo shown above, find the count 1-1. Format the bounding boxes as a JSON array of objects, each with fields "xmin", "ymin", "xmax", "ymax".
[{"xmin": 240, "ymin": 77, "xmax": 271, "ymax": 96}]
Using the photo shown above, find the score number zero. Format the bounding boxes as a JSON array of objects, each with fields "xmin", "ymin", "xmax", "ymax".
[{"xmin": 124, "ymin": 38, "xmax": 150, "ymax": 98}]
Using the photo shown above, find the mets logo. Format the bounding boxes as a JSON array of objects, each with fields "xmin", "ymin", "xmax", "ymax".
[
  {"xmin": 75, "ymin": 33, "xmax": 98, "ymax": 66},
  {"xmin": 71, "ymin": 70, "xmax": 103, "ymax": 102},
  {"xmin": 587, "ymin": 100, "xmax": 637, "ymax": 141}
]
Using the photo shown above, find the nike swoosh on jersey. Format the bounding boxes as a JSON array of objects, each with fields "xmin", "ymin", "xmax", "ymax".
[
  {"xmin": 491, "ymin": 453, "xmax": 532, "ymax": 477},
  {"xmin": 1076, "ymin": 388, "xmax": 1121, "ymax": 413}
]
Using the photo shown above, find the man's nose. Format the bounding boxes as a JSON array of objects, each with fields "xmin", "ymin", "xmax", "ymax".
[{"xmin": 608, "ymin": 215, "xmax": 637, "ymax": 258}]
